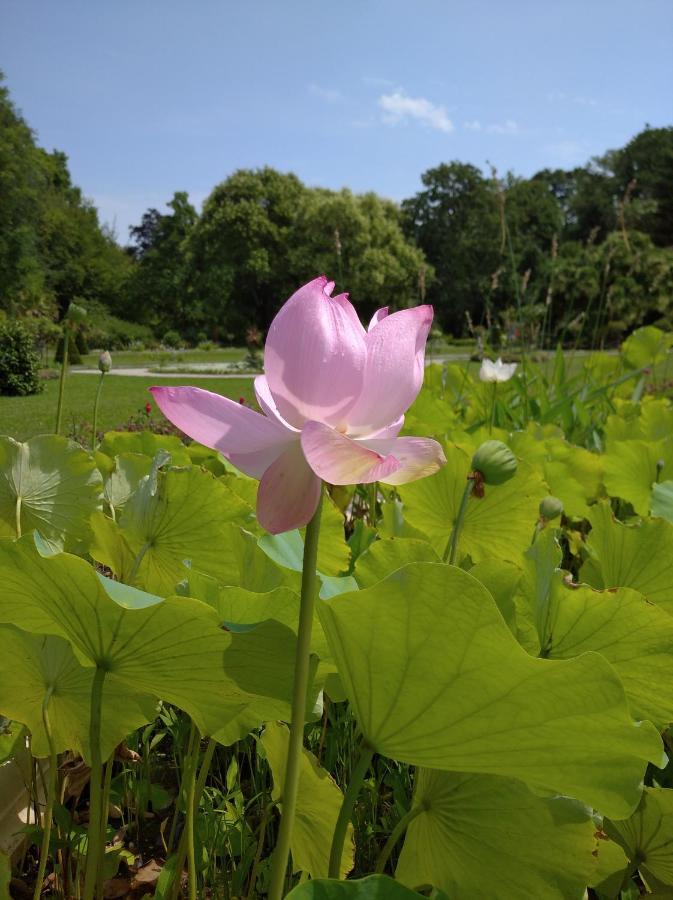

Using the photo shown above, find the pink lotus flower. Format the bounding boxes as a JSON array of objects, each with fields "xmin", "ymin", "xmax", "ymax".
[{"xmin": 150, "ymin": 276, "xmax": 446, "ymax": 533}]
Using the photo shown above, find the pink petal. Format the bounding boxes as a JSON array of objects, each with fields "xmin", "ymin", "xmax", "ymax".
[
  {"xmin": 254, "ymin": 375, "xmax": 298, "ymax": 431},
  {"xmin": 263, "ymin": 276, "xmax": 367, "ymax": 429},
  {"xmin": 300, "ymin": 421, "xmax": 401, "ymax": 485},
  {"xmin": 150, "ymin": 386, "xmax": 293, "ymax": 479},
  {"xmin": 346, "ymin": 305, "xmax": 434, "ymax": 434},
  {"xmin": 257, "ymin": 443, "xmax": 322, "ymax": 533},
  {"xmin": 363, "ymin": 436, "xmax": 447, "ymax": 485},
  {"xmin": 367, "ymin": 415, "xmax": 405, "ymax": 439},
  {"xmin": 368, "ymin": 307, "xmax": 389, "ymax": 331}
]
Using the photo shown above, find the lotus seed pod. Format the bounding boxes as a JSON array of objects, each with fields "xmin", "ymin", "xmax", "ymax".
[
  {"xmin": 471, "ymin": 440, "xmax": 517, "ymax": 485},
  {"xmin": 539, "ymin": 495, "xmax": 564, "ymax": 521},
  {"xmin": 65, "ymin": 302, "xmax": 87, "ymax": 323},
  {"xmin": 98, "ymin": 350, "xmax": 112, "ymax": 373}
]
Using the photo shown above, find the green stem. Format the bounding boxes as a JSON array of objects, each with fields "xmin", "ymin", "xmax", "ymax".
[
  {"xmin": 374, "ymin": 804, "xmax": 425, "ymax": 874},
  {"xmin": 489, "ymin": 382, "xmax": 498, "ymax": 434},
  {"xmin": 55, "ymin": 326, "xmax": 70, "ymax": 436},
  {"xmin": 127, "ymin": 541, "xmax": 151, "ymax": 585},
  {"xmin": 82, "ymin": 667, "xmax": 107, "ymax": 900},
  {"xmin": 185, "ymin": 725, "xmax": 200, "ymax": 900},
  {"xmin": 531, "ymin": 520, "xmax": 543, "ymax": 545},
  {"xmin": 268, "ymin": 490, "xmax": 324, "ymax": 900},
  {"xmin": 328, "ymin": 743, "xmax": 374, "ymax": 879},
  {"xmin": 33, "ymin": 690, "xmax": 58, "ymax": 900},
  {"xmin": 245, "ymin": 802, "xmax": 274, "ymax": 900},
  {"xmin": 368, "ymin": 482, "xmax": 378, "ymax": 527},
  {"xmin": 443, "ymin": 479, "xmax": 474, "ymax": 564},
  {"xmin": 15, "ymin": 495, "xmax": 21, "ymax": 538},
  {"xmin": 91, "ymin": 373, "xmax": 105, "ymax": 451},
  {"xmin": 95, "ymin": 759, "xmax": 114, "ymax": 900}
]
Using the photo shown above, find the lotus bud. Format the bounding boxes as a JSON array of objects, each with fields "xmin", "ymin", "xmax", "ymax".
[
  {"xmin": 98, "ymin": 350, "xmax": 112, "ymax": 373},
  {"xmin": 539, "ymin": 495, "xmax": 564, "ymax": 522},
  {"xmin": 65, "ymin": 302, "xmax": 87, "ymax": 323},
  {"xmin": 471, "ymin": 440, "xmax": 517, "ymax": 486}
]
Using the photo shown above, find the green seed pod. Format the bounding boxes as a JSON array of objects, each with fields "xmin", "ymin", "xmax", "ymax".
[
  {"xmin": 539, "ymin": 495, "xmax": 564, "ymax": 521},
  {"xmin": 98, "ymin": 350, "xmax": 112, "ymax": 373},
  {"xmin": 471, "ymin": 440, "xmax": 517, "ymax": 485},
  {"xmin": 65, "ymin": 302, "xmax": 87, "ymax": 323}
]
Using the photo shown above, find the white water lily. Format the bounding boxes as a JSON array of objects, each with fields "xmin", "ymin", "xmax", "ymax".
[{"xmin": 479, "ymin": 357, "xmax": 517, "ymax": 383}]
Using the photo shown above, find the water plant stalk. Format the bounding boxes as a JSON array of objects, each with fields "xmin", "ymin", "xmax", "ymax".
[
  {"xmin": 32, "ymin": 690, "xmax": 57, "ymax": 900},
  {"xmin": 268, "ymin": 489, "xmax": 324, "ymax": 900},
  {"xmin": 54, "ymin": 325, "xmax": 70, "ymax": 435},
  {"xmin": 374, "ymin": 803, "xmax": 425, "ymax": 874},
  {"xmin": 95, "ymin": 759, "xmax": 114, "ymax": 900},
  {"xmin": 82, "ymin": 667, "xmax": 107, "ymax": 900},
  {"xmin": 443, "ymin": 478, "xmax": 474, "ymax": 564},
  {"xmin": 185, "ymin": 725, "xmax": 200, "ymax": 900},
  {"xmin": 489, "ymin": 382, "xmax": 498, "ymax": 434},
  {"xmin": 328, "ymin": 742, "xmax": 374, "ymax": 878},
  {"xmin": 91, "ymin": 372, "xmax": 106, "ymax": 450}
]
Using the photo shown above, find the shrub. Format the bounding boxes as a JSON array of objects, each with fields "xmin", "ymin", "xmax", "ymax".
[
  {"xmin": 0, "ymin": 320, "xmax": 43, "ymax": 396},
  {"xmin": 162, "ymin": 329, "xmax": 182, "ymax": 348},
  {"xmin": 83, "ymin": 302, "xmax": 154, "ymax": 350},
  {"xmin": 54, "ymin": 333, "xmax": 83, "ymax": 365}
]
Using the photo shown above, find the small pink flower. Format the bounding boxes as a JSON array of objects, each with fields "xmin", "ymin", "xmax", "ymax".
[
  {"xmin": 238, "ymin": 397, "xmax": 246, "ymax": 405},
  {"xmin": 145, "ymin": 402, "xmax": 152, "ymax": 415},
  {"xmin": 151, "ymin": 276, "xmax": 446, "ymax": 533}
]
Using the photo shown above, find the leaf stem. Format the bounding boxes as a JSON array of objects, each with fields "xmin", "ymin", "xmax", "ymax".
[
  {"xmin": 33, "ymin": 690, "xmax": 58, "ymax": 900},
  {"xmin": 95, "ymin": 758, "xmax": 114, "ymax": 900},
  {"xmin": 268, "ymin": 490, "xmax": 323, "ymax": 900},
  {"xmin": 82, "ymin": 666, "xmax": 107, "ymax": 900},
  {"xmin": 91, "ymin": 372, "xmax": 105, "ymax": 451},
  {"xmin": 185, "ymin": 724, "xmax": 200, "ymax": 900},
  {"xmin": 328, "ymin": 742, "xmax": 374, "ymax": 878},
  {"xmin": 443, "ymin": 478, "xmax": 474, "ymax": 564},
  {"xmin": 489, "ymin": 382, "xmax": 498, "ymax": 434},
  {"xmin": 374, "ymin": 803, "xmax": 425, "ymax": 874},
  {"xmin": 55, "ymin": 326, "xmax": 70, "ymax": 436}
]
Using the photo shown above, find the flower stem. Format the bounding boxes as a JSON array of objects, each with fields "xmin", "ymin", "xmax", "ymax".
[
  {"xmin": 91, "ymin": 372, "xmax": 105, "ymax": 451},
  {"xmin": 83, "ymin": 666, "xmax": 107, "ymax": 900},
  {"xmin": 55, "ymin": 326, "xmax": 70, "ymax": 436},
  {"xmin": 489, "ymin": 382, "xmax": 498, "ymax": 434},
  {"xmin": 268, "ymin": 490, "xmax": 324, "ymax": 900},
  {"xmin": 328, "ymin": 742, "xmax": 374, "ymax": 878},
  {"xmin": 368, "ymin": 481, "xmax": 378, "ymax": 526},
  {"xmin": 33, "ymin": 690, "xmax": 58, "ymax": 900},
  {"xmin": 185, "ymin": 724, "xmax": 200, "ymax": 900},
  {"xmin": 374, "ymin": 803, "xmax": 425, "ymax": 874},
  {"xmin": 95, "ymin": 759, "xmax": 114, "ymax": 900},
  {"xmin": 443, "ymin": 478, "xmax": 474, "ymax": 564}
]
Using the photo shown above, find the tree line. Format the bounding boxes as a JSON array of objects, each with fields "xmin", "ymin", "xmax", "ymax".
[{"xmin": 1, "ymin": 71, "xmax": 672, "ymax": 349}]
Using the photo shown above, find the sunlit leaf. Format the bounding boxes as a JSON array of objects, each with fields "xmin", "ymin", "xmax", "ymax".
[
  {"xmin": 285, "ymin": 875, "xmax": 424, "ymax": 900},
  {"xmin": 0, "ymin": 435, "xmax": 102, "ymax": 552},
  {"xmin": 396, "ymin": 769, "xmax": 596, "ymax": 899},
  {"xmin": 98, "ymin": 431, "xmax": 191, "ymax": 466},
  {"xmin": 319, "ymin": 563, "xmax": 663, "ymax": 817},
  {"xmin": 605, "ymin": 787, "xmax": 673, "ymax": 888}
]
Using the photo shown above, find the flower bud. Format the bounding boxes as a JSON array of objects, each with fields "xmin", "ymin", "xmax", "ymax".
[
  {"xmin": 539, "ymin": 495, "xmax": 563, "ymax": 521},
  {"xmin": 65, "ymin": 302, "xmax": 87, "ymax": 323},
  {"xmin": 471, "ymin": 440, "xmax": 517, "ymax": 485},
  {"xmin": 98, "ymin": 350, "xmax": 112, "ymax": 373}
]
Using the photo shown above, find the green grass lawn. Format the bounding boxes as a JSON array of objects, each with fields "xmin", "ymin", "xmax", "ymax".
[
  {"xmin": 77, "ymin": 347, "xmax": 248, "ymax": 369},
  {"xmin": 0, "ymin": 374, "xmax": 257, "ymax": 441}
]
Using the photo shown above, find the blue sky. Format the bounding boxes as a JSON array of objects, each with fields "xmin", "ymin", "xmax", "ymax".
[{"xmin": 2, "ymin": 0, "xmax": 671, "ymax": 243}]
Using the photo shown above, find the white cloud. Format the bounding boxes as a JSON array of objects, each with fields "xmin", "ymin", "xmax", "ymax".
[
  {"xmin": 379, "ymin": 91, "xmax": 454, "ymax": 133},
  {"xmin": 463, "ymin": 119, "xmax": 482, "ymax": 131},
  {"xmin": 486, "ymin": 119, "xmax": 519, "ymax": 135},
  {"xmin": 308, "ymin": 84, "xmax": 344, "ymax": 103}
]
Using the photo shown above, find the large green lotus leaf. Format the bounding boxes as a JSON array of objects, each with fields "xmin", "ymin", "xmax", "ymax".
[
  {"xmin": 0, "ymin": 625, "xmax": 153, "ymax": 759},
  {"xmin": 313, "ymin": 494, "xmax": 350, "ymax": 576},
  {"xmin": 398, "ymin": 445, "xmax": 547, "ymax": 563},
  {"xmin": 100, "ymin": 466, "xmax": 255, "ymax": 593},
  {"xmin": 396, "ymin": 768, "xmax": 597, "ymax": 899},
  {"xmin": 605, "ymin": 787, "xmax": 673, "ymax": 889},
  {"xmin": 96, "ymin": 452, "xmax": 152, "ymax": 518},
  {"xmin": 354, "ymin": 538, "xmax": 440, "ymax": 588},
  {"xmin": 583, "ymin": 502, "xmax": 673, "ymax": 615},
  {"xmin": 318, "ymin": 563, "xmax": 663, "ymax": 817},
  {"xmin": 622, "ymin": 325, "xmax": 673, "ymax": 370},
  {"xmin": 0, "ymin": 435, "xmax": 102, "ymax": 553},
  {"xmin": 544, "ymin": 582, "xmax": 673, "ymax": 727},
  {"xmin": 285, "ymin": 876, "xmax": 425, "ymax": 900},
  {"xmin": 98, "ymin": 431, "xmax": 192, "ymax": 466},
  {"xmin": 0, "ymin": 537, "xmax": 254, "ymax": 741},
  {"xmin": 0, "ymin": 719, "xmax": 25, "ymax": 764},
  {"xmin": 261, "ymin": 721, "xmax": 354, "ymax": 879},
  {"xmin": 603, "ymin": 438, "xmax": 673, "ymax": 515}
]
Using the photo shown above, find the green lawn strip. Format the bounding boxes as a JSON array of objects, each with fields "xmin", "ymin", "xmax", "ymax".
[{"xmin": 0, "ymin": 376, "xmax": 256, "ymax": 441}]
